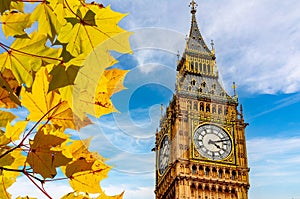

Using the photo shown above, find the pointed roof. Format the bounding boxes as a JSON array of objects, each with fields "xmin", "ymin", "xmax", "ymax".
[{"xmin": 186, "ymin": 0, "xmax": 211, "ymax": 55}]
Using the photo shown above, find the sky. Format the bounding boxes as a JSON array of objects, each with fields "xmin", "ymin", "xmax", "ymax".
[{"xmin": 2, "ymin": 0, "xmax": 300, "ymax": 199}]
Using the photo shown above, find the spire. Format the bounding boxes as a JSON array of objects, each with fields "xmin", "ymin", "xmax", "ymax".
[{"xmin": 186, "ymin": 0, "xmax": 211, "ymax": 55}]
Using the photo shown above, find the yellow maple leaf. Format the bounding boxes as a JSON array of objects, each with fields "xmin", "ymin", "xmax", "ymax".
[
  {"xmin": 103, "ymin": 69, "xmax": 129, "ymax": 96},
  {"xmin": 0, "ymin": 110, "xmax": 16, "ymax": 127},
  {"xmin": 1, "ymin": 11, "xmax": 33, "ymax": 38},
  {"xmin": 0, "ymin": 148, "xmax": 26, "ymax": 198},
  {"xmin": 0, "ymin": 121, "xmax": 27, "ymax": 145},
  {"xmin": 57, "ymin": 5, "xmax": 130, "ymax": 57},
  {"xmin": 0, "ymin": 32, "xmax": 61, "ymax": 87},
  {"xmin": 27, "ymin": 126, "xmax": 72, "ymax": 179},
  {"xmin": 30, "ymin": 1, "xmax": 62, "ymax": 42},
  {"xmin": 21, "ymin": 67, "xmax": 76, "ymax": 130}
]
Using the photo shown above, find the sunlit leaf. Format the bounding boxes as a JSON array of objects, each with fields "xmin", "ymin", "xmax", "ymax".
[
  {"xmin": 21, "ymin": 67, "xmax": 76, "ymax": 130},
  {"xmin": 30, "ymin": 2, "xmax": 62, "ymax": 42},
  {"xmin": 1, "ymin": 11, "xmax": 33, "ymax": 38},
  {"xmin": 57, "ymin": 5, "xmax": 130, "ymax": 57},
  {"xmin": 0, "ymin": 32, "xmax": 61, "ymax": 87}
]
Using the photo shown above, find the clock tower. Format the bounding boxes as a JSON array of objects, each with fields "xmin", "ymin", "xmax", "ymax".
[{"xmin": 155, "ymin": 1, "xmax": 250, "ymax": 199}]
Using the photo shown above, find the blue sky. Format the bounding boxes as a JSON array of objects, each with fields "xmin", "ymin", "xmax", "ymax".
[{"xmin": 2, "ymin": 0, "xmax": 300, "ymax": 199}]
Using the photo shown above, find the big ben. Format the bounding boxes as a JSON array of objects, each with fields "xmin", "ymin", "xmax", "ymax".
[{"xmin": 155, "ymin": 1, "xmax": 250, "ymax": 199}]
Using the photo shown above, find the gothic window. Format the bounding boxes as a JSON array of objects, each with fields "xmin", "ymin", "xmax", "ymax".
[
  {"xmin": 200, "ymin": 103, "xmax": 204, "ymax": 111},
  {"xmin": 198, "ymin": 88, "xmax": 203, "ymax": 93},
  {"xmin": 232, "ymin": 170, "xmax": 237, "ymax": 180},
  {"xmin": 218, "ymin": 169, "xmax": 223, "ymax": 178},
  {"xmin": 203, "ymin": 64, "xmax": 207, "ymax": 73},
  {"xmin": 200, "ymin": 63, "xmax": 203, "ymax": 72},
  {"xmin": 195, "ymin": 62, "xmax": 198, "ymax": 72},
  {"xmin": 207, "ymin": 65, "xmax": 211, "ymax": 74},
  {"xmin": 205, "ymin": 167, "xmax": 210, "ymax": 176},
  {"xmin": 191, "ymin": 61, "xmax": 194, "ymax": 71},
  {"xmin": 218, "ymin": 105, "xmax": 222, "ymax": 114},
  {"xmin": 194, "ymin": 102, "xmax": 198, "ymax": 110},
  {"xmin": 192, "ymin": 165, "xmax": 197, "ymax": 174},
  {"xmin": 191, "ymin": 79, "xmax": 196, "ymax": 86},
  {"xmin": 201, "ymin": 81, "xmax": 206, "ymax": 88},
  {"xmin": 212, "ymin": 105, "xmax": 216, "ymax": 113},
  {"xmin": 206, "ymin": 104, "xmax": 210, "ymax": 112}
]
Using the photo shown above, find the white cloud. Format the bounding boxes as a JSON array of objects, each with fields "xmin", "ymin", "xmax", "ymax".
[{"xmin": 102, "ymin": 0, "xmax": 300, "ymax": 94}]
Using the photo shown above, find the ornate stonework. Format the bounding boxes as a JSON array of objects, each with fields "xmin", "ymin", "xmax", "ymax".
[{"xmin": 155, "ymin": 1, "xmax": 250, "ymax": 199}]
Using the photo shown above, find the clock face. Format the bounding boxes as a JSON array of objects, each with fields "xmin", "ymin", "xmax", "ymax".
[
  {"xmin": 193, "ymin": 124, "xmax": 232, "ymax": 160},
  {"xmin": 158, "ymin": 135, "xmax": 170, "ymax": 175}
]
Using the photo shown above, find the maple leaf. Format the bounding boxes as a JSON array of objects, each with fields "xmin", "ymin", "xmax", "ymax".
[
  {"xmin": 30, "ymin": 1, "xmax": 62, "ymax": 42},
  {"xmin": 49, "ymin": 64, "xmax": 79, "ymax": 92},
  {"xmin": 0, "ymin": 0, "xmax": 12, "ymax": 14},
  {"xmin": 0, "ymin": 32, "xmax": 61, "ymax": 87},
  {"xmin": 61, "ymin": 139, "xmax": 110, "ymax": 193},
  {"xmin": 103, "ymin": 69, "xmax": 128, "ymax": 96},
  {"xmin": 0, "ymin": 121, "xmax": 27, "ymax": 146},
  {"xmin": 0, "ymin": 148, "xmax": 26, "ymax": 198},
  {"xmin": 0, "ymin": 110, "xmax": 16, "ymax": 127},
  {"xmin": 57, "ymin": 5, "xmax": 131, "ymax": 57},
  {"xmin": 0, "ymin": 69, "xmax": 21, "ymax": 108},
  {"xmin": 27, "ymin": 126, "xmax": 72, "ymax": 179},
  {"xmin": 21, "ymin": 67, "xmax": 76, "ymax": 130},
  {"xmin": 1, "ymin": 11, "xmax": 33, "ymax": 38}
]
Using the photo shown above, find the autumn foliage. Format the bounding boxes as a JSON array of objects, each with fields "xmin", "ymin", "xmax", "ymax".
[{"xmin": 0, "ymin": 0, "xmax": 132, "ymax": 198}]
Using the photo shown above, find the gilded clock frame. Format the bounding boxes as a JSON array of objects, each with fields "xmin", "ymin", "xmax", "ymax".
[{"xmin": 191, "ymin": 122, "xmax": 236, "ymax": 164}]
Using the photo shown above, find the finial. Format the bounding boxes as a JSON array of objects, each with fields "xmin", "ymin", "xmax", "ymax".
[
  {"xmin": 232, "ymin": 82, "xmax": 237, "ymax": 96},
  {"xmin": 160, "ymin": 104, "xmax": 164, "ymax": 119},
  {"xmin": 189, "ymin": 0, "xmax": 198, "ymax": 14},
  {"xmin": 211, "ymin": 40, "xmax": 215, "ymax": 50}
]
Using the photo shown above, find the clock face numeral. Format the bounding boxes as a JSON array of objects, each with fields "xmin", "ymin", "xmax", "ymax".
[
  {"xmin": 158, "ymin": 135, "xmax": 170, "ymax": 175},
  {"xmin": 193, "ymin": 124, "xmax": 232, "ymax": 160}
]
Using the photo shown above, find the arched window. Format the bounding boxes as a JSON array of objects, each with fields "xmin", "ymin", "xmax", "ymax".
[
  {"xmin": 218, "ymin": 169, "xmax": 223, "ymax": 178},
  {"xmin": 191, "ymin": 79, "xmax": 196, "ymax": 86},
  {"xmin": 207, "ymin": 65, "xmax": 211, "ymax": 74},
  {"xmin": 194, "ymin": 102, "xmax": 198, "ymax": 110},
  {"xmin": 192, "ymin": 165, "xmax": 197, "ymax": 174},
  {"xmin": 218, "ymin": 105, "xmax": 223, "ymax": 114},
  {"xmin": 191, "ymin": 61, "xmax": 194, "ymax": 71},
  {"xmin": 195, "ymin": 62, "xmax": 198, "ymax": 72},
  {"xmin": 232, "ymin": 170, "xmax": 237, "ymax": 180},
  {"xmin": 205, "ymin": 167, "xmax": 210, "ymax": 176},
  {"xmin": 200, "ymin": 103, "xmax": 204, "ymax": 111},
  {"xmin": 212, "ymin": 105, "xmax": 216, "ymax": 113},
  {"xmin": 206, "ymin": 104, "xmax": 210, "ymax": 112},
  {"xmin": 200, "ymin": 63, "xmax": 203, "ymax": 72},
  {"xmin": 203, "ymin": 64, "xmax": 207, "ymax": 73}
]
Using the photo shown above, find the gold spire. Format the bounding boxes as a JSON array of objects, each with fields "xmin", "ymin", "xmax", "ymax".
[{"xmin": 189, "ymin": 0, "xmax": 198, "ymax": 14}]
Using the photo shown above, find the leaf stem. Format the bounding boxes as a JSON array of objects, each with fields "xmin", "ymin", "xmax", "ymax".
[
  {"xmin": 0, "ymin": 101, "xmax": 63, "ymax": 160},
  {"xmin": 0, "ymin": 42, "xmax": 62, "ymax": 63}
]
